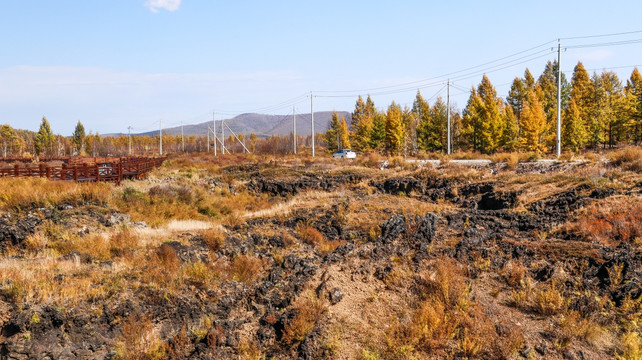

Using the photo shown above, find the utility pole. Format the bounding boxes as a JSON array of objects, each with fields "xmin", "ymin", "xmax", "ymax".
[
  {"xmin": 293, "ymin": 106, "xmax": 297, "ymax": 154},
  {"xmin": 311, "ymin": 92, "xmax": 315, "ymax": 157},
  {"xmin": 181, "ymin": 121, "xmax": 184, "ymax": 152},
  {"xmin": 557, "ymin": 39, "xmax": 562, "ymax": 158},
  {"xmin": 221, "ymin": 117, "xmax": 225, "ymax": 154},
  {"xmin": 128, "ymin": 126, "xmax": 133, "ymax": 155},
  {"xmin": 159, "ymin": 119, "xmax": 163, "ymax": 155},
  {"xmin": 447, "ymin": 79, "xmax": 451, "ymax": 155}
]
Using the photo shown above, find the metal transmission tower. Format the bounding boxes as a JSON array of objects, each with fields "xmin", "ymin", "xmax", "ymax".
[
  {"xmin": 221, "ymin": 117, "xmax": 225, "ymax": 154},
  {"xmin": 557, "ymin": 39, "xmax": 562, "ymax": 158},
  {"xmin": 224, "ymin": 122, "xmax": 250, "ymax": 153},
  {"xmin": 447, "ymin": 80, "xmax": 451, "ymax": 155}
]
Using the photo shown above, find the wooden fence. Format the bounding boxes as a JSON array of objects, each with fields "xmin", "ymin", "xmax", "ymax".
[{"xmin": 0, "ymin": 156, "xmax": 166, "ymax": 185}]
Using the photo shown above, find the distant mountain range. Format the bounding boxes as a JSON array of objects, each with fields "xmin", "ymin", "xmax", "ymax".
[{"xmin": 104, "ymin": 111, "xmax": 352, "ymax": 138}]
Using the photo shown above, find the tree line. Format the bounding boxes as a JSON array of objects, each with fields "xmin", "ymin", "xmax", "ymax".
[
  {"xmin": 327, "ymin": 62, "xmax": 642, "ymax": 155},
  {"xmin": 2, "ymin": 61, "xmax": 640, "ymax": 158}
]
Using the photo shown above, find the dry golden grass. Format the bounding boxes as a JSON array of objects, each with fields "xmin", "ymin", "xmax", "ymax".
[
  {"xmin": 199, "ymin": 227, "xmax": 226, "ymax": 252},
  {"xmin": 0, "ymin": 177, "xmax": 110, "ymax": 212},
  {"xmin": 296, "ymin": 225, "xmax": 343, "ymax": 255},
  {"xmin": 230, "ymin": 255, "xmax": 263, "ymax": 284},
  {"xmin": 609, "ymin": 146, "xmax": 642, "ymax": 172},
  {"xmin": 282, "ymin": 290, "xmax": 327, "ymax": 344},
  {"xmin": 382, "ymin": 258, "xmax": 506, "ymax": 358},
  {"xmin": 501, "ymin": 260, "xmax": 527, "ymax": 288},
  {"xmin": 116, "ymin": 313, "xmax": 166, "ymax": 360},
  {"xmin": 616, "ymin": 331, "xmax": 642, "ymax": 360}
]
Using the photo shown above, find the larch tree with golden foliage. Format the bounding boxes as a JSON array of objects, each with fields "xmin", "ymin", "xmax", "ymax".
[
  {"xmin": 350, "ymin": 95, "xmax": 374, "ymax": 151},
  {"xmin": 462, "ymin": 75, "xmax": 504, "ymax": 153},
  {"xmin": 385, "ymin": 102, "xmax": 405, "ymax": 155},
  {"xmin": 625, "ymin": 67, "xmax": 642, "ymax": 143},
  {"xmin": 562, "ymin": 98, "xmax": 587, "ymax": 151},
  {"xmin": 520, "ymin": 87, "xmax": 547, "ymax": 152}
]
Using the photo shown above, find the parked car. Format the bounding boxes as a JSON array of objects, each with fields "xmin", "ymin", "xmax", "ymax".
[{"xmin": 332, "ymin": 149, "xmax": 356, "ymax": 159}]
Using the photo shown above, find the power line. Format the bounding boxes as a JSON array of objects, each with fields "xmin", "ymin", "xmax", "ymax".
[
  {"xmin": 314, "ymin": 39, "xmax": 557, "ymax": 94},
  {"xmin": 566, "ymin": 38, "xmax": 642, "ymax": 49},
  {"xmin": 561, "ymin": 30, "xmax": 642, "ymax": 40}
]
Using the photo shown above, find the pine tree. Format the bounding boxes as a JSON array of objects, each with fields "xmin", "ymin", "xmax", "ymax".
[
  {"xmin": 413, "ymin": 91, "xmax": 432, "ymax": 151},
  {"xmin": 370, "ymin": 110, "xmax": 386, "ymax": 150},
  {"xmin": 35, "ymin": 116, "xmax": 55, "ymax": 156},
  {"xmin": 324, "ymin": 111, "xmax": 340, "ymax": 152},
  {"xmin": 72, "ymin": 121, "xmax": 86, "ymax": 154},
  {"xmin": 625, "ymin": 67, "xmax": 642, "ymax": 143},
  {"xmin": 520, "ymin": 87, "xmax": 547, "ymax": 153},
  {"xmin": 562, "ymin": 98, "xmax": 587, "ymax": 151},
  {"xmin": 351, "ymin": 96, "xmax": 373, "ymax": 151},
  {"xmin": 462, "ymin": 87, "xmax": 483, "ymax": 151},
  {"xmin": 599, "ymin": 71, "xmax": 626, "ymax": 148},
  {"xmin": 507, "ymin": 77, "xmax": 527, "ymax": 119},
  {"xmin": 425, "ymin": 97, "xmax": 448, "ymax": 152},
  {"xmin": 385, "ymin": 102, "xmax": 404, "ymax": 155},
  {"xmin": 524, "ymin": 68, "xmax": 535, "ymax": 89},
  {"xmin": 537, "ymin": 60, "xmax": 571, "ymax": 149}
]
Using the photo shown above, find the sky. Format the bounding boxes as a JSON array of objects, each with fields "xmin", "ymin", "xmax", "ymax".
[{"xmin": 1, "ymin": 0, "xmax": 641, "ymax": 135}]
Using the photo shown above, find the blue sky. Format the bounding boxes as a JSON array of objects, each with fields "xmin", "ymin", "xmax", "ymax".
[{"xmin": 1, "ymin": 1, "xmax": 641, "ymax": 135}]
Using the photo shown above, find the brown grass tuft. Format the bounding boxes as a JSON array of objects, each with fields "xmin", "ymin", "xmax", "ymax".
[
  {"xmin": 230, "ymin": 255, "xmax": 263, "ymax": 284},
  {"xmin": 200, "ymin": 227, "xmax": 226, "ymax": 252},
  {"xmin": 609, "ymin": 146, "xmax": 642, "ymax": 172},
  {"xmin": 282, "ymin": 290, "xmax": 327, "ymax": 344}
]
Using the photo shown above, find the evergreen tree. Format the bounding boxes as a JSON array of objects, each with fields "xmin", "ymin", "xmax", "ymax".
[
  {"xmin": 562, "ymin": 98, "xmax": 587, "ymax": 151},
  {"xmin": 599, "ymin": 71, "xmax": 626, "ymax": 148},
  {"xmin": 350, "ymin": 96, "xmax": 373, "ymax": 151},
  {"xmin": 34, "ymin": 116, "xmax": 55, "ymax": 156},
  {"xmin": 324, "ymin": 111, "xmax": 340, "ymax": 152},
  {"xmin": 72, "ymin": 121, "xmax": 86, "ymax": 154},
  {"xmin": 537, "ymin": 60, "xmax": 571, "ymax": 149},
  {"xmin": 625, "ymin": 67, "xmax": 642, "ymax": 143},
  {"xmin": 520, "ymin": 87, "xmax": 547, "ymax": 153},
  {"xmin": 462, "ymin": 87, "xmax": 483, "ymax": 151},
  {"xmin": 422, "ymin": 97, "xmax": 448, "ymax": 152},
  {"xmin": 370, "ymin": 110, "xmax": 386, "ymax": 150},
  {"xmin": 586, "ymin": 73, "xmax": 606, "ymax": 148},
  {"xmin": 385, "ymin": 102, "xmax": 405, "ymax": 155},
  {"xmin": 413, "ymin": 91, "xmax": 432, "ymax": 151},
  {"xmin": 507, "ymin": 77, "xmax": 527, "ymax": 119},
  {"xmin": 524, "ymin": 68, "xmax": 536, "ymax": 89}
]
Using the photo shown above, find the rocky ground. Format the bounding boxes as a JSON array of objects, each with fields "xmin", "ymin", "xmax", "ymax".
[{"xmin": 0, "ymin": 154, "xmax": 641, "ymax": 359}]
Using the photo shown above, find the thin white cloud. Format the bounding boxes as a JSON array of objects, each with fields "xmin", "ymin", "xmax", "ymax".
[{"xmin": 145, "ymin": 0, "xmax": 181, "ymax": 13}]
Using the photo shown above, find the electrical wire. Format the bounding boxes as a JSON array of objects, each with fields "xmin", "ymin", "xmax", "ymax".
[
  {"xmin": 561, "ymin": 30, "xmax": 642, "ymax": 40},
  {"xmin": 566, "ymin": 38, "xmax": 642, "ymax": 49}
]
